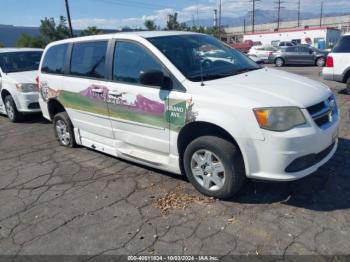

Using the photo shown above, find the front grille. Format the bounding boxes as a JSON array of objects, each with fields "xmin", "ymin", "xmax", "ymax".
[{"xmin": 307, "ymin": 96, "xmax": 337, "ymax": 129}]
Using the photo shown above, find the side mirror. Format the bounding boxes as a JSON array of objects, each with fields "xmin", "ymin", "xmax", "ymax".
[{"xmin": 140, "ymin": 70, "xmax": 164, "ymax": 87}]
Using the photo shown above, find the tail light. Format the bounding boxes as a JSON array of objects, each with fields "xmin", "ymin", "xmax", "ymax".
[
  {"xmin": 326, "ymin": 56, "xmax": 334, "ymax": 68},
  {"xmin": 35, "ymin": 76, "xmax": 40, "ymax": 89}
]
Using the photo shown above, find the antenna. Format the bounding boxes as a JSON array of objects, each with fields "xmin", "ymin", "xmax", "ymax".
[{"xmin": 249, "ymin": 0, "xmax": 261, "ymax": 33}]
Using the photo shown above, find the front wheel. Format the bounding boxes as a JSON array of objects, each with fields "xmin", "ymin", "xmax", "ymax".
[
  {"xmin": 53, "ymin": 112, "xmax": 76, "ymax": 148},
  {"xmin": 183, "ymin": 136, "xmax": 245, "ymax": 199},
  {"xmin": 4, "ymin": 96, "xmax": 22, "ymax": 122}
]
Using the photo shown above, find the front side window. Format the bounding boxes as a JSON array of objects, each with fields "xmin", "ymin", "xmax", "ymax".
[
  {"xmin": 42, "ymin": 44, "xmax": 67, "ymax": 74},
  {"xmin": 0, "ymin": 51, "xmax": 42, "ymax": 73},
  {"xmin": 113, "ymin": 41, "xmax": 163, "ymax": 84},
  {"xmin": 70, "ymin": 41, "xmax": 107, "ymax": 79},
  {"xmin": 148, "ymin": 34, "xmax": 260, "ymax": 82},
  {"xmin": 332, "ymin": 36, "xmax": 350, "ymax": 53}
]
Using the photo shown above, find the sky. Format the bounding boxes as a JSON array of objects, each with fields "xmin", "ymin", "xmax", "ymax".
[{"xmin": 1, "ymin": 0, "xmax": 350, "ymax": 29}]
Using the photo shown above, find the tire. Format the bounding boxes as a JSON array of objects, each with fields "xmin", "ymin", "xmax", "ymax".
[
  {"xmin": 275, "ymin": 58, "xmax": 285, "ymax": 67},
  {"xmin": 316, "ymin": 57, "xmax": 325, "ymax": 67},
  {"xmin": 4, "ymin": 96, "xmax": 22, "ymax": 122},
  {"xmin": 346, "ymin": 77, "xmax": 350, "ymax": 95},
  {"xmin": 53, "ymin": 112, "xmax": 76, "ymax": 148},
  {"xmin": 183, "ymin": 136, "xmax": 245, "ymax": 199}
]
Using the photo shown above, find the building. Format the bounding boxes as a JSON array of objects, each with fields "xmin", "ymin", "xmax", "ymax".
[
  {"xmin": 243, "ymin": 27, "xmax": 341, "ymax": 49},
  {"xmin": 223, "ymin": 14, "xmax": 350, "ymax": 44}
]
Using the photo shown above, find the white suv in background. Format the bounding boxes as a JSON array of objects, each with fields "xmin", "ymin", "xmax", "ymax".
[
  {"xmin": 323, "ymin": 33, "xmax": 350, "ymax": 94},
  {"xmin": 0, "ymin": 48, "xmax": 43, "ymax": 122},
  {"xmin": 38, "ymin": 32, "xmax": 339, "ymax": 199}
]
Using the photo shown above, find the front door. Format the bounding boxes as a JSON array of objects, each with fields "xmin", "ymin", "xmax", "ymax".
[{"xmin": 106, "ymin": 41, "xmax": 171, "ymax": 157}]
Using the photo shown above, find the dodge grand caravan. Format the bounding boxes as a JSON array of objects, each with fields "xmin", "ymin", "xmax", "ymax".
[
  {"xmin": 0, "ymin": 48, "xmax": 43, "ymax": 122},
  {"xmin": 38, "ymin": 32, "xmax": 339, "ymax": 199}
]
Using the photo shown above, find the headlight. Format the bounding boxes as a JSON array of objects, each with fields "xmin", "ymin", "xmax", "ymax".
[
  {"xmin": 253, "ymin": 107, "xmax": 306, "ymax": 131},
  {"xmin": 16, "ymin": 83, "xmax": 37, "ymax": 93}
]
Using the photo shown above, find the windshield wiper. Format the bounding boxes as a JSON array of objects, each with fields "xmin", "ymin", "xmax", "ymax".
[{"xmin": 234, "ymin": 67, "xmax": 261, "ymax": 75}]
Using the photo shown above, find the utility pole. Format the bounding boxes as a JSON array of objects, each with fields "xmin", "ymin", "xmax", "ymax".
[
  {"xmin": 218, "ymin": 0, "xmax": 222, "ymax": 40},
  {"xmin": 249, "ymin": 0, "xmax": 261, "ymax": 33},
  {"xmin": 244, "ymin": 19, "xmax": 246, "ymax": 34},
  {"xmin": 320, "ymin": 1, "xmax": 324, "ymax": 27},
  {"xmin": 297, "ymin": 0, "xmax": 301, "ymax": 27},
  {"xmin": 275, "ymin": 0, "xmax": 285, "ymax": 31},
  {"xmin": 64, "ymin": 0, "xmax": 73, "ymax": 37}
]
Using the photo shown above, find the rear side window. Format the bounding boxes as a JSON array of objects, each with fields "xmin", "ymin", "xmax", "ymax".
[
  {"xmin": 332, "ymin": 36, "xmax": 350, "ymax": 53},
  {"xmin": 70, "ymin": 41, "xmax": 107, "ymax": 79},
  {"xmin": 41, "ymin": 44, "xmax": 68, "ymax": 74}
]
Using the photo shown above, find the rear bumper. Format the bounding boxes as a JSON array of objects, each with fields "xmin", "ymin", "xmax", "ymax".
[{"xmin": 16, "ymin": 92, "xmax": 41, "ymax": 113}]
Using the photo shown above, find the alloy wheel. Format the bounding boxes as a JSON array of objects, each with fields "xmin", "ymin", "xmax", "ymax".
[{"xmin": 55, "ymin": 120, "xmax": 71, "ymax": 146}]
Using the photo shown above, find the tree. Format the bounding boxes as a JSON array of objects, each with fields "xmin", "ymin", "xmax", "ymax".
[
  {"xmin": 144, "ymin": 20, "xmax": 157, "ymax": 31},
  {"xmin": 16, "ymin": 33, "xmax": 45, "ymax": 48},
  {"xmin": 0, "ymin": 42, "xmax": 4, "ymax": 48},
  {"xmin": 80, "ymin": 26, "xmax": 104, "ymax": 36},
  {"xmin": 40, "ymin": 16, "xmax": 70, "ymax": 45},
  {"xmin": 165, "ymin": 13, "xmax": 188, "ymax": 31}
]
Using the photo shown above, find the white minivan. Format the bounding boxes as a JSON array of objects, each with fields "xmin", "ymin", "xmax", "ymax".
[
  {"xmin": 38, "ymin": 32, "xmax": 339, "ymax": 199},
  {"xmin": 0, "ymin": 48, "xmax": 43, "ymax": 122}
]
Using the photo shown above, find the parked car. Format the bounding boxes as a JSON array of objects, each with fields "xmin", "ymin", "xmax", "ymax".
[
  {"xmin": 0, "ymin": 48, "xmax": 43, "ymax": 122},
  {"xmin": 248, "ymin": 46, "xmax": 276, "ymax": 62},
  {"xmin": 279, "ymin": 41, "xmax": 296, "ymax": 47},
  {"xmin": 38, "ymin": 32, "xmax": 339, "ymax": 199},
  {"xmin": 231, "ymin": 40, "xmax": 262, "ymax": 53},
  {"xmin": 323, "ymin": 33, "xmax": 350, "ymax": 94},
  {"xmin": 270, "ymin": 45, "xmax": 328, "ymax": 67}
]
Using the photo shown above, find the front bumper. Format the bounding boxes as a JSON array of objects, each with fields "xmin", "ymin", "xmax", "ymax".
[
  {"xmin": 239, "ymin": 109, "xmax": 339, "ymax": 181},
  {"xmin": 16, "ymin": 92, "xmax": 41, "ymax": 113}
]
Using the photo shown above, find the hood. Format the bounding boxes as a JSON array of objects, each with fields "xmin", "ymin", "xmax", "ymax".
[
  {"xmin": 187, "ymin": 68, "xmax": 331, "ymax": 108},
  {"xmin": 3, "ymin": 71, "xmax": 37, "ymax": 84}
]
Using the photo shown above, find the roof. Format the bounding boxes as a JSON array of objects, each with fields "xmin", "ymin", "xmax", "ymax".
[
  {"xmin": 244, "ymin": 26, "xmax": 340, "ymax": 36},
  {"xmin": 0, "ymin": 47, "xmax": 43, "ymax": 53},
  {"xmin": 45, "ymin": 31, "xmax": 202, "ymax": 47}
]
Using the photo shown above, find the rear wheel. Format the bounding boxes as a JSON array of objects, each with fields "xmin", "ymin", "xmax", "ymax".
[
  {"xmin": 275, "ymin": 58, "xmax": 284, "ymax": 67},
  {"xmin": 346, "ymin": 77, "xmax": 350, "ymax": 95},
  {"xmin": 316, "ymin": 57, "xmax": 325, "ymax": 67},
  {"xmin": 183, "ymin": 136, "xmax": 245, "ymax": 199},
  {"xmin": 4, "ymin": 96, "xmax": 22, "ymax": 122},
  {"xmin": 53, "ymin": 112, "xmax": 76, "ymax": 148}
]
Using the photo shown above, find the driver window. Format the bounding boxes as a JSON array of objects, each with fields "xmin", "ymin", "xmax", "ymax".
[{"xmin": 113, "ymin": 41, "xmax": 164, "ymax": 85}]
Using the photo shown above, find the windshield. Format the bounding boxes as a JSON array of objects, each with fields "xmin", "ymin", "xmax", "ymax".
[
  {"xmin": 148, "ymin": 34, "xmax": 261, "ymax": 82},
  {"xmin": 0, "ymin": 51, "xmax": 42, "ymax": 73}
]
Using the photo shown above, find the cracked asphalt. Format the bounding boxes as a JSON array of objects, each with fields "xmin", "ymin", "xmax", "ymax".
[{"xmin": 0, "ymin": 66, "xmax": 349, "ymax": 256}]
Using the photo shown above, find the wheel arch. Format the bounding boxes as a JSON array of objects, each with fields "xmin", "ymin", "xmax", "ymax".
[
  {"xmin": 342, "ymin": 67, "xmax": 350, "ymax": 83},
  {"xmin": 177, "ymin": 121, "xmax": 248, "ymax": 176},
  {"xmin": 47, "ymin": 98, "xmax": 66, "ymax": 120}
]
